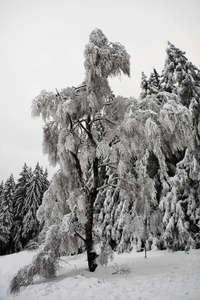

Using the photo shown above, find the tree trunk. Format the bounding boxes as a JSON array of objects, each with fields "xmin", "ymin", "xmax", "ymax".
[
  {"xmin": 85, "ymin": 192, "xmax": 97, "ymax": 272},
  {"xmin": 85, "ymin": 157, "xmax": 99, "ymax": 272}
]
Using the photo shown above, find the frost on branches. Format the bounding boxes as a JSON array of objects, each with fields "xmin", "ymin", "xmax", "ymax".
[
  {"xmin": 10, "ymin": 32, "xmax": 200, "ymax": 294},
  {"xmin": 10, "ymin": 28, "xmax": 130, "ymax": 292}
]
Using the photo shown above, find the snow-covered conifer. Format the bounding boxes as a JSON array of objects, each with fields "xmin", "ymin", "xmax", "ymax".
[
  {"xmin": 0, "ymin": 174, "xmax": 15, "ymax": 254},
  {"xmin": 161, "ymin": 42, "xmax": 200, "ymax": 106},
  {"xmin": 22, "ymin": 163, "xmax": 44, "ymax": 246},
  {"xmin": 148, "ymin": 68, "xmax": 161, "ymax": 95},
  {"xmin": 12, "ymin": 164, "xmax": 32, "ymax": 252},
  {"xmin": 139, "ymin": 72, "xmax": 148, "ymax": 99},
  {"xmin": 0, "ymin": 181, "xmax": 4, "ymax": 196}
]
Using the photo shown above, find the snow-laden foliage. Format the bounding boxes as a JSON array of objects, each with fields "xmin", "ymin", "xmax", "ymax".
[
  {"xmin": 162, "ymin": 42, "xmax": 200, "ymax": 106},
  {"xmin": 15, "ymin": 28, "xmax": 131, "ymax": 283},
  {"xmin": 10, "ymin": 33, "xmax": 200, "ymax": 294},
  {"xmin": 148, "ymin": 68, "xmax": 161, "ymax": 95},
  {"xmin": 99, "ymin": 74, "xmax": 199, "ymax": 252},
  {"xmin": 139, "ymin": 72, "xmax": 148, "ymax": 100},
  {"xmin": 98, "ymin": 43, "xmax": 200, "ymax": 253},
  {"xmin": 84, "ymin": 28, "xmax": 130, "ymax": 111}
]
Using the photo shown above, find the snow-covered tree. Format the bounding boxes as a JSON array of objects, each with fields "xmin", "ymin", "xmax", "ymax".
[
  {"xmin": 12, "ymin": 164, "xmax": 32, "ymax": 252},
  {"xmin": 99, "ymin": 86, "xmax": 198, "ymax": 252},
  {"xmin": 10, "ymin": 28, "xmax": 131, "ymax": 293},
  {"xmin": 161, "ymin": 42, "xmax": 200, "ymax": 107},
  {"xmin": 22, "ymin": 163, "xmax": 45, "ymax": 246},
  {"xmin": 0, "ymin": 181, "xmax": 4, "ymax": 196},
  {"xmin": 148, "ymin": 68, "xmax": 161, "ymax": 95},
  {"xmin": 139, "ymin": 72, "xmax": 148, "ymax": 99},
  {"xmin": 30, "ymin": 28, "xmax": 130, "ymax": 273},
  {"xmin": 99, "ymin": 43, "xmax": 200, "ymax": 252},
  {"xmin": 0, "ymin": 174, "xmax": 15, "ymax": 255},
  {"xmin": 10, "ymin": 36, "xmax": 200, "ymax": 294}
]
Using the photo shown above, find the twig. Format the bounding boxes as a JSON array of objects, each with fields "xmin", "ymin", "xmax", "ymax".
[{"xmin": 111, "ymin": 263, "xmax": 130, "ymax": 276}]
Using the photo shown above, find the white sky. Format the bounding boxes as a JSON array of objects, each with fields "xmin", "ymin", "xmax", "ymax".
[{"xmin": 0, "ymin": 0, "xmax": 200, "ymax": 182}]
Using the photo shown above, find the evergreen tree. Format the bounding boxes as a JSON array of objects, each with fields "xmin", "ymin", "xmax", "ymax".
[
  {"xmin": 22, "ymin": 163, "xmax": 44, "ymax": 246},
  {"xmin": 0, "ymin": 174, "xmax": 15, "ymax": 255},
  {"xmin": 0, "ymin": 181, "xmax": 4, "ymax": 196},
  {"xmin": 99, "ymin": 88, "xmax": 197, "ymax": 252},
  {"xmin": 161, "ymin": 42, "xmax": 200, "ymax": 107},
  {"xmin": 12, "ymin": 164, "xmax": 32, "ymax": 252},
  {"xmin": 139, "ymin": 72, "xmax": 148, "ymax": 99},
  {"xmin": 148, "ymin": 68, "xmax": 161, "ymax": 95}
]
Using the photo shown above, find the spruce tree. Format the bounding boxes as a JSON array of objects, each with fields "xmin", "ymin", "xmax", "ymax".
[
  {"xmin": 0, "ymin": 174, "xmax": 15, "ymax": 255},
  {"xmin": 161, "ymin": 42, "xmax": 200, "ymax": 106},
  {"xmin": 22, "ymin": 163, "xmax": 44, "ymax": 246},
  {"xmin": 0, "ymin": 181, "xmax": 4, "ymax": 196},
  {"xmin": 148, "ymin": 68, "xmax": 161, "ymax": 95},
  {"xmin": 99, "ymin": 85, "xmax": 197, "ymax": 252},
  {"xmin": 12, "ymin": 164, "xmax": 32, "ymax": 252},
  {"xmin": 139, "ymin": 72, "xmax": 148, "ymax": 99}
]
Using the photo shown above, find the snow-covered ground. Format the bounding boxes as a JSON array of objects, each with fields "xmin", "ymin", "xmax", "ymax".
[{"xmin": 0, "ymin": 248, "xmax": 200, "ymax": 300}]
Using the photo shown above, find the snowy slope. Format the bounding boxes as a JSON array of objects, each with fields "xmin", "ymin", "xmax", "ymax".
[{"xmin": 0, "ymin": 249, "xmax": 200, "ymax": 300}]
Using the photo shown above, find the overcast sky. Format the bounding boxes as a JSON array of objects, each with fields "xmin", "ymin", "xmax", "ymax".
[{"xmin": 0, "ymin": 0, "xmax": 200, "ymax": 182}]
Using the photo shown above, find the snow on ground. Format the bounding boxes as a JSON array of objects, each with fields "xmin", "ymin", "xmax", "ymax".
[{"xmin": 0, "ymin": 248, "xmax": 200, "ymax": 300}]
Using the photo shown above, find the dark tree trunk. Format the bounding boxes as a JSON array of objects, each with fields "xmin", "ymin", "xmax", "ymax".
[
  {"xmin": 85, "ymin": 192, "xmax": 98, "ymax": 272},
  {"xmin": 85, "ymin": 157, "xmax": 99, "ymax": 272}
]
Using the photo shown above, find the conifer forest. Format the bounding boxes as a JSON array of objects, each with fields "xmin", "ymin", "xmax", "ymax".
[
  {"xmin": 1, "ymin": 29, "xmax": 200, "ymax": 294},
  {"xmin": 0, "ymin": 163, "xmax": 49, "ymax": 255}
]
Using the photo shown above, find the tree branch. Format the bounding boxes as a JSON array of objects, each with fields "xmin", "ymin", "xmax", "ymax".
[
  {"xmin": 74, "ymin": 228, "xmax": 86, "ymax": 243},
  {"xmin": 104, "ymin": 118, "xmax": 117, "ymax": 125},
  {"xmin": 97, "ymin": 176, "xmax": 139, "ymax": 193},
  {"xmin": 78, "ymin": 121, "xmax": 97, "ymax": 147},
  {"xmin": 109, "ymin": 138, "xmax": 120, "ymax": 147}
]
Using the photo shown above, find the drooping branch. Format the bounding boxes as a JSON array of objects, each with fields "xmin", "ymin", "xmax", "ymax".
[{"xmin": 97, "ymin": 176, "xmax": 140, "ymax": 197}]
